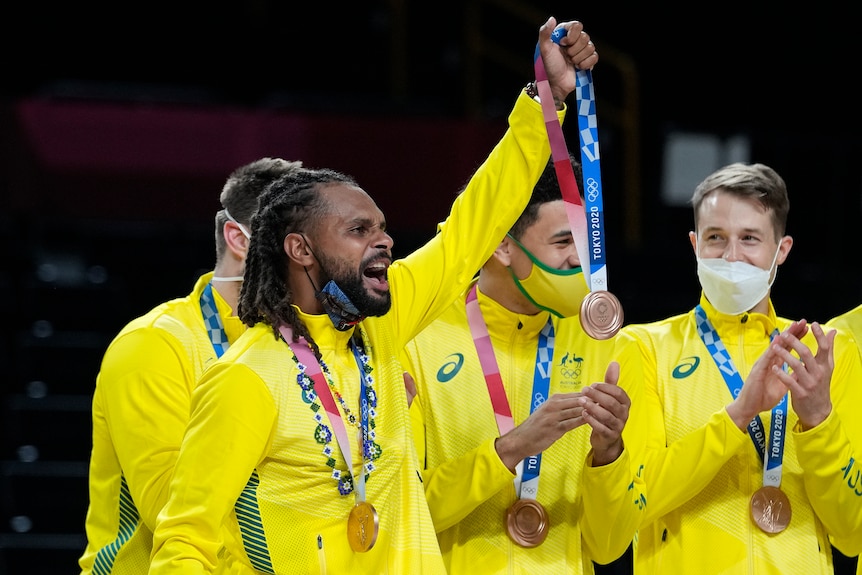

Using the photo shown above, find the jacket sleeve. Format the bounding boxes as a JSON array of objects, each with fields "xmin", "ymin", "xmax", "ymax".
[
  {"xmin": 420, "ymin": 437, "xmax": 514, "ymax": 533},
  {"xmin": 580, "ymin": 341, "xmax": 648, "ymax": 564},
  {"xmin": 617, "ymin": 326, "xmax": 750, "ymax": 527},
  {"xmin": 388, "ymin": 91, "xmax": 561, "ymax": 346},
  {"xmin": 149, "ymin": 362, "xmax": 277, "ymax": 574},
  {"xmin": 795, "ymin": 329, "xmax": 862, "ymax": 544},
  {"xmin": 98, "ymin": 327, "xmax": 195, "ymax": 531}
]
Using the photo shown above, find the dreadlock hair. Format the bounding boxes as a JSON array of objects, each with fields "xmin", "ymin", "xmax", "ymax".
[
  {"xmin": 238, "ymin": 167, "xmax": 358, "ymax": 356},
  {"xmin": 509, "ymin": 152, "xmax": 583, "ymax": 241}
]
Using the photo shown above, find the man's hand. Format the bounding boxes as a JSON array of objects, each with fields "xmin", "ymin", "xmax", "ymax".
[
  {"xmin": 580, "ymin": 361, "xmax": 629, "ymax": 466},
  {"xmin": 495, "ymin": 391, "xmax": 587, "ymax": 473},
  {"xmin": 403, "ymin": 371, "xmax": 417, "ymax": 409},
  {"xmin": 537, "ymin": 17, "xmax": 598, "ymax": 106},
  {"xmin": 773, "ymin": 321, "xmax": 835, "ymax": 430},
  {"xmin": 728, "ymin": 320, "xmax": 811, "ymax": 430}
]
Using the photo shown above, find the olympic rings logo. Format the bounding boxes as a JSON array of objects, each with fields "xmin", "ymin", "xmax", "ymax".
[
  {"xmin": 586, "ymin": 177, "xmax": 600, "ymax": 202},
  {"xmin": 560, "ymin": 367, "xmax": 581, "ymax": 379},
  {"xmin": 533, "ymin": 393, "xmax": 546, "ymax": 410}
]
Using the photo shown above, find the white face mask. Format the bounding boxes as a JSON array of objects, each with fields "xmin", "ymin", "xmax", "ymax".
[
  {"xmin": 696, "ymin": 242, "xmax": 781, "ymax": 315},
  {"xmin": 212, "ymin": 207, "xmax": 251, "ymax": 283}
]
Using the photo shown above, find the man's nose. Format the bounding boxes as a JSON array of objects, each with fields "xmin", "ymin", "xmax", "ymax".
[
  {"xmin": 566, "ymin": 246, "xmax": 582, "ymax": 269},
  {"xmin": 374, "ymin": 230, "xmax": 394, "ymax": 250},
  {"xmin": 723, "ymin": 241, "xmax": 742, "ymax": 262}
]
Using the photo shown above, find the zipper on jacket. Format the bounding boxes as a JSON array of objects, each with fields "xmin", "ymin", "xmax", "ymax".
[{"xmin": 317, "ymin": 534, "xmax": 327, "ymax": 574}]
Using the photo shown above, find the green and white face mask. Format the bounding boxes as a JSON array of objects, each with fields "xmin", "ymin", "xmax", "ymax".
[{"xmin": 507, "ymin": 233, "xmax": 589, "ymax": 318}]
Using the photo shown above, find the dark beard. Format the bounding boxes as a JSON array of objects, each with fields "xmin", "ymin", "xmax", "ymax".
[
  {"xmin": 320, "ymin": 255, "xmax": 391, "ymax": 318},
  {"xmin": 333, "ymin": 271, "xmax": 391, "ymax": 317}
]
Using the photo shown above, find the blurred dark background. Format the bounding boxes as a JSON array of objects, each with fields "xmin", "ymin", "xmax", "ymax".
[{"xmin": 1, "ymin": 1, "xmax": 860, "ymax": 572}]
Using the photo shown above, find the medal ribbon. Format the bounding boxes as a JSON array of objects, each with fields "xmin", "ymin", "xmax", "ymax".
[
  {"xmin": 533, "ymin": 29, "xmax": 609, "ymax": 294},
  {"xmin": 522, "ymin": 321, "xmax": 554, "ymax": 498},
  {"xmin": 279, "ymin": 324, "xmax": 369, "ymax": 502},
  {"xmin": 466, "ymin": 284, "xmax": 553, "ymax": 500},
  {"xmin": 348, "ymin": 340, "xmax": 373, "ymax": 501},
  {"xmin": 694, "ymin": 306, "xmax": 787, "ymax": 488},
  {"xmin": 200, "ymin": 282, "xmax": 229, "ymax": 358},
  {"xmin": 762, "ymin": 388, "xmax": 787, "ymax": 489},
  {"xmin": 466, "ymin": 286, "xmax": 514, "ymax": 434}
]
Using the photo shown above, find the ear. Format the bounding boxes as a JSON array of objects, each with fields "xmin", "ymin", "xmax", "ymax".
[
  {"xmin": 223, "ymin": 221, "xmax": 250, "ymax": 258},
  {"xmin": 688, "ymin": 230, "xmax": 698, "ymax": 255},
  {"xmin": 284, "ymin": 232, "xmax": 316, "ymax": 266},
  {"xmin": 776, "ymin": 234, "xmax": 793, "ymax": 266},
  {"xmin": 491, "ymin": 236, "xmax": 516, "ymax": 267}
]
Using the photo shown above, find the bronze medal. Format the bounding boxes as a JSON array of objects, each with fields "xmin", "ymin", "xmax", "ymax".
[
  {"xmin": 347, "ymin": 501, "xmax": 379, "ymax": 552},
  {"xmin": 505, "ymin": 499, "xmax": 549, "ymax": 547},
  {"xmin": 579, "ymin": 290, "xmax": 624, "ymax": 340},
  {"xmin": 750, "ymin": 486, "xmax": 791, "ymax": 533}
]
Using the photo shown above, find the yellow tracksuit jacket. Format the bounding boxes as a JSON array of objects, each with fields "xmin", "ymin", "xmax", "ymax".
[
  {"xmin": 148, "ymin": 90, "xmax": 561, "ymax": 574},
  {"xmin": 825, "ymin": 305, "xmax": 862, "ymax": 572},
  {"xmin": 622, "ymin": 295, "xmax": 862, "ymax": 575},
  {"xmin": 403, "ymin": 282, "xmax": 647, "ymax": 574},
  {"xmin": 80, "ymin": 272, "xmax": 245, "ymax": 574}
]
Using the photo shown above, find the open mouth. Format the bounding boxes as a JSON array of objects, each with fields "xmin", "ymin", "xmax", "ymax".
[{"xmin": 363, "ymin": 260, "xmax": 390, "ymax": 291}]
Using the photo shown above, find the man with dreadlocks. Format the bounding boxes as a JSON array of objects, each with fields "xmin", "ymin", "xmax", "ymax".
[{"xmin": 148, "ymin": 16, "xmax": 598, "ymax": 575}]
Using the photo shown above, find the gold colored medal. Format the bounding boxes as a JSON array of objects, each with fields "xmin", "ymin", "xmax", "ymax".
[{"xmin": 347, "ymin": 501, "xmax": 379, "ymax": 552}]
